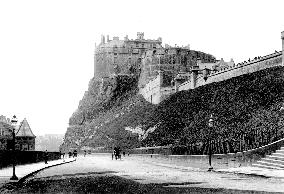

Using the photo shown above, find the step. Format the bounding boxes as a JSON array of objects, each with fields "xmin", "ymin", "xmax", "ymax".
[
  {"xmin": 267, "ymin": 155, "xmax": 284, "ymax": 161},
  {"xmin": 260, "ymin": 158, "xmax": 284, "ymax": 165},
  {"xmin": 252, "ymin": 163, "xmax": 284, "ymax": 170},
  {"xmin": 275, "ymin": 149, "xmax": 284, "ymax": 154},
  {"xmin": 271, "ymin": 153, "xmax": 284, "ymax": 158},
  {"xmin": 255, "ymin": 160, "xmax": 284, "ymax": 169}
]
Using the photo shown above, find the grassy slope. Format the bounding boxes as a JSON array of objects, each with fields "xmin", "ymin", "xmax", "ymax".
[{"xmin": 143, "ymin": 66, "xmax": 284, "ymax": 154}]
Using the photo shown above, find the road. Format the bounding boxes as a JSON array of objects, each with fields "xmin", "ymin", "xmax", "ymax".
[{"xmin": 6, "ymin": 154, "xmax": 284, "ymax": 193}]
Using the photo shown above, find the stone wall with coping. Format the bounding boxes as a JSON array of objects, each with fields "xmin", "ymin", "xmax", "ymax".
[
  {"xmin": 178, "ymin": 52, "xmax": 282, "ymax": 92},
  {"xmin": 130, "ymin": 137, "xmax": 284, "ymax": 170},
  {"xmin": 0, "ymin": 150, "xmax": 61, "ymax": 169}
]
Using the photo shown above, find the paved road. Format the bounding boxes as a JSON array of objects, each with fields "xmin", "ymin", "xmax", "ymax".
[{"xmin": 22, "ymin": 153, "xmax": 284, "ymax": 193}]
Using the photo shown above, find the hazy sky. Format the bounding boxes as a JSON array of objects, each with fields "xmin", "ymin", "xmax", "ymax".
[{"xmin": 0, "ymin": 0, "xmax": 283, "ymax": 136}]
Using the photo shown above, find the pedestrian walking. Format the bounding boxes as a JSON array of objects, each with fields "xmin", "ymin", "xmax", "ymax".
[
  {"xmin": 84, "ymin": 150, "xmax": 87, "ymax": 157},
  {"xmin": 44, "ymin": 150, "xmax": 48, "ymax": 164},
  {"xmin": 73, "ymin": 150, "xmax": 77, "ymax": 158}
]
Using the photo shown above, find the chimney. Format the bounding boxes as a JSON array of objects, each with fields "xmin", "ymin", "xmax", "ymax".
[
  {"xmin": 124, "ymin": 35, "xmax": 129, "ymax": 41},
  {"xmin": 101, "ymin": 35, "xmax": 105, "ymax": 44}
]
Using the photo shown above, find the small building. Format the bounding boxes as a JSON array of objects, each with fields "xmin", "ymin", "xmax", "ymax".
[{"xmin": 15, "ymin": 118, "xmax": 36, "ymax": 151}]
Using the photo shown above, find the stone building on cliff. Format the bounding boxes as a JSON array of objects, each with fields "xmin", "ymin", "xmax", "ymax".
[
  {"xmin": 94, "ymin": 32, "xmax": 216, "ymax": 104},
  {"xmin": 94, "ymin": 32, "xmax": 163, "ymax": 80}
]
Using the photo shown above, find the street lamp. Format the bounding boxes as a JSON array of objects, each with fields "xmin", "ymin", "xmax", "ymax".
[
  {"xmin": 279, "ymin": 104, "xmax": 284, "ymax": 139},
  {"xmin": 208, "ymin": 114, "xmax": 214, "ymax": 171},
  {"xmin": 10, "ymin": 115, "xmax": 18, "ymax": 180}
]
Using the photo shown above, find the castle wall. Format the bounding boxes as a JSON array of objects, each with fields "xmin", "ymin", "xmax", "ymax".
[
  {"xmin": 140, "ymin": 71, "xmax": 176, "ymax": 104},
  {"xmin": 178, "ymin": 52, "xmax": 282, "ymax": 91},
  {"xmin": 139, "ymin": 47, "xmax": 216, "ymax": 103},
  {"xmin": 139, "ymin": 73, "xmax": 162, "ymax": 104}
]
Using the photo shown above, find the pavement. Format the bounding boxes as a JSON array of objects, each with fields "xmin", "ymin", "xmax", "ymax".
[
  {"xmin": 215, "ymin": 166, "xmax": 284, "ymax": 178},
  {"xmin": 1, "ymin": 154, "xmax": 284, "ymax": 192},
  {"xmin": 31, "ymin": 154, "xmax": 284, "ymax": 193},
  {"xmin": 0, "ymin": 157, "xmax": 76, "ymax": 185},
  {"xmin": 129, "ymin": 154, "xmax": 284, "ymax": 179}
]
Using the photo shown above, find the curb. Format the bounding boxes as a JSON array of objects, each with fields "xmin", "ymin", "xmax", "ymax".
[{"xmin": 18, "ymin": 158, "xmax": 76, "ymax": 184}]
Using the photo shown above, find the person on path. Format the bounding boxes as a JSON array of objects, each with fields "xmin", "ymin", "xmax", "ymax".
[
  {"xmin": 44, "ymin": 150, "xmax": 48, "ymax": 164},
  {"xmin": 73, "ymin": 150, "xmax": 77, "ymax": 158}
]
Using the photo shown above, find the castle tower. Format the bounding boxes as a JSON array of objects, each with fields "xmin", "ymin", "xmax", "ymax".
[
  {"xmin": 190, "ymin": 66, "xmax": 199, "ymax": 89},
  {"xmin": 282, "ymin": 31, "xmax": 284, "ymax": 66}
]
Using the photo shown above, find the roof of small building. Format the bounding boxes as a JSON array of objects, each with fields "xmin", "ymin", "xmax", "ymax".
[{"xmin": 16, "ymin": 118, "xmax": 36, "ymax": 137}]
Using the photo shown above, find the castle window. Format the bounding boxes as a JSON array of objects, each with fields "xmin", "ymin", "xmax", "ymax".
[{"xmin": 142, "ymin": 44, "xmax": 144, "ymax": 48}]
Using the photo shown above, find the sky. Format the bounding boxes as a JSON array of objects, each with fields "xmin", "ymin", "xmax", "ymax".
[{"xmin": 0, "ymin": 0, "xmax": 283, "ymax": 136}]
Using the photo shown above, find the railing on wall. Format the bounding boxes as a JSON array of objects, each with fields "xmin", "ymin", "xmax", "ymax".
[
  {"xmin": 129, "ymin": 137, "xmax": 284, "ymax": 169},
  {"xmin": 177, "ymin": 52, "xmax": 282, "ymax": 92}
]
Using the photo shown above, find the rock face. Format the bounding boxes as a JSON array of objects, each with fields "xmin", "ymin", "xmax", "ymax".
[{"xmin": 60, "ymin": 74, "xmax": 156, "ymax": 152}]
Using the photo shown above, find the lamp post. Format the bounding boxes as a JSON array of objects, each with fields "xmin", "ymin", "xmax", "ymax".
[
  {"xmin": 279, "ymin": 104, "xmax": 284, "ymax": 139},
  {"xmin": 208, "ymin": 114, "xmax": 214, "ymax": 171},
  {"xmin": 10, "ymin": 115, "xmax": 18, "ymax": 180}
]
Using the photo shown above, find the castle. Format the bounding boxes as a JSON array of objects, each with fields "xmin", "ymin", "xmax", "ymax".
[{"xmin": 94, "ymin": 32, "xmax": 284, "ymax": 104}]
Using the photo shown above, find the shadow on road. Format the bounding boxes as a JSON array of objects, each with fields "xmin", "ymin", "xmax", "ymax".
[{"xmin": 1, "ymin": 172, "xmax": 271, "ymax": 194}]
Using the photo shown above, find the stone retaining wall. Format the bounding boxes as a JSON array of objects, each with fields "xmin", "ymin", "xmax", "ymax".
[
  {"xmin": 130, "ymin": 138, "xmax": 284, "ymax": 170},
  {"xmin": 0, "ymin": 150, "xmax": 61, "ymax": 169}
]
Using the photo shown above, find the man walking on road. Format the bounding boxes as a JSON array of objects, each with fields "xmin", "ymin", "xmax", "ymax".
[{"xmin": 44, "ymin": 150, "xmax": 48, "ymax": 164}]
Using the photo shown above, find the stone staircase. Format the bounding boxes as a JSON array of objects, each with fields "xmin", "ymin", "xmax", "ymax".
[{"xmin": 252, "ymin": 147, "xmax": 284, "ymax": 169}]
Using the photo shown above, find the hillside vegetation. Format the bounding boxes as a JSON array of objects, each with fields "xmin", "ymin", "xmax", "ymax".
[
  {"xmin": 61, "ymin": 66, "xmax": 284, "ymax": 154},
  {"xmin": 144, "ymin": 66, "xmax": 284, "ymax": 154}
]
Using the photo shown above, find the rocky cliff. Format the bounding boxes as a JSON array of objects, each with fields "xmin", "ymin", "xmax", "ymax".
[{"xmin": 60, "ymin": 74, "xmax": 156, "ymax": 152}]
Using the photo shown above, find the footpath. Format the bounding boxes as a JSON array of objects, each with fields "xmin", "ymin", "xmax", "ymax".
[
  {"xmin": 0, "ymin": 157, "xmax": 76, "ymax": 186},
  {"xmin": 129, "ymin": 154, "xmax": 284, "ymax": 179}
]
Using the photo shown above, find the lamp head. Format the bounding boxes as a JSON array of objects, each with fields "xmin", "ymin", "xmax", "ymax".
[
  {"xmin": 208, "ymin": 114, "xmax": 214, "ymax": 128},
  {"xmin": 11, "ymin": 115, "xmax": 18, "ymax": 126}
]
